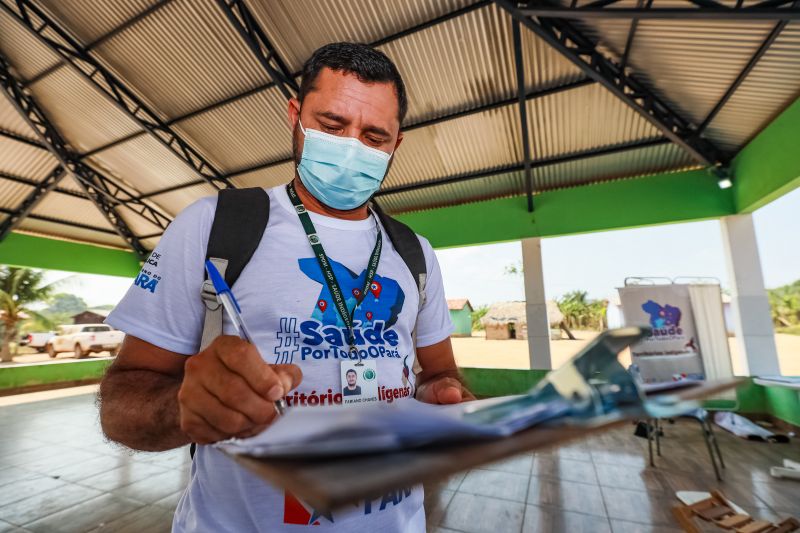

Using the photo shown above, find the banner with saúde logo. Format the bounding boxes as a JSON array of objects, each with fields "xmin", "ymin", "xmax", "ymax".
[{"xmin": 618, "ymin": 284, "xmax": 705, "ymax": 383}]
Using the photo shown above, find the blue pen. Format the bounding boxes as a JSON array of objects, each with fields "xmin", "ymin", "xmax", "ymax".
[{"xmin": 205, "ymin": 260, "xmax": 287, "ymax": 416}]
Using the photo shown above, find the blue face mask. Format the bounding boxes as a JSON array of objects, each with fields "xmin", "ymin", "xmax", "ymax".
[{"xmin": 296, "ymin": 120, "xmax": 392, "ymax": 210}]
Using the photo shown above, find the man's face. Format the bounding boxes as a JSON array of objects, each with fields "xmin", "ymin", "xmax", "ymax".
[
  {"xmin": 288, "ymin": 67, "xmax": 403, "ymax": 168},
  {"xmin": 346, "ymin": 371, "xmax": 357, "ymax": 387}
]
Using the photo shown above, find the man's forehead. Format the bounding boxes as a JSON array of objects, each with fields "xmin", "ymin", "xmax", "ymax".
[{"xmin": 303, "ymin": 68, "xmax": 400, "ymax": 127}]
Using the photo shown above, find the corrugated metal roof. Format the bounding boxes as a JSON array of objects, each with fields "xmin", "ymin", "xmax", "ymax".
[
  {"xmin": 148, "ymin": 182, "xmax": 218, "ymax": 216},
  {"xmin": 378, "ymin": 141, "xmax": 697, "ymax": 213},
  {"xmin": 172, "ymin": 86, "xmax": 291, "ymax": 173},
  {"xmin": 0, "ymin": 179, "xmax": 33, "ymax": 210},
  {"xmin": 248, "ymin": 0, "xmax": 476, "ymax": 73},
  {"xmin": 0, "ymin": 94, "xmax": 37, "ymax": 139},
  {"xmin": 379, "ymin": 4, "xmax": 583, "ymax": 124},
  {"xmin": 31, "ymin": 193, "xmax": 116, "ymax": 229},
  {"xmin": 706, "ymin": 22, "xmax": 800, "ymax": 151},
  {"xmin": 87, "ymin": 134, "xmax": 213, "ymax": 203},
  {"xmin": 563, "ymin": 9, "xmax": 776, "ymax": 127},
  {"xmin": 28, "ymin": 66, "xmax": 143, "ymax": 153},
  {"xmin": 90, "ymin": 0, "xmax": 273, "ymax": 120},
  {"xmin": 35, "ymin": 0, "xmax": 159, "ymax": 45},
  {"xmin": 0, "ymin": 0, "xmax": 797, "ymax": 253},
  {"xmin": 230, "ymin": 161, "xmax": 295, "ymax": 189},
  {"xmin": 0, "ymin": 5, "xmax": 61, "ymax": 81},
  {"xmin": 16, "ymin": 219, "xmax": 127, "ymax": 248},
  {"xmin": 0, "ymin": 138, "xmax": 58, "ymax": 180}
]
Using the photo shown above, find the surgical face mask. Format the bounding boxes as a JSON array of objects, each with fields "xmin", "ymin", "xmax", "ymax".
[{"xmin": 296, "ymin": 120, "xmax": 392, "ymax": 210}]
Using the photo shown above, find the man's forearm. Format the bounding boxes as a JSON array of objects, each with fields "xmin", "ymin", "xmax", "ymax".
[{"xmin": 99, "ymin": 368, "xmax": 189, "ymax": 452}]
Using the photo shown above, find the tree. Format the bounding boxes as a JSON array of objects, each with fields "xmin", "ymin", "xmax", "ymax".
[
  {"xmin": 471, "ymin": 305, "xmax": 489, "ymax": 331},
  {"xmin": 0, "ymin": 267, "xmax": 54, "ymax": 362}
]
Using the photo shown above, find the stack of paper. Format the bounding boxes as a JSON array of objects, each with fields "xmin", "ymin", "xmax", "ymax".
[{"xmin": 218, "ymin": 395, "xmax": 571, "ymax": 458}]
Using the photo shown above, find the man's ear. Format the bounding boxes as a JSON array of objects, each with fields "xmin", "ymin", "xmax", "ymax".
[
  {"xmin": 393, "ymin": 131, "xmax": 404, "ymax": 151},
  {"xmin": 287, "ymin": 97, "xmax": 301, "ymax": 130}
]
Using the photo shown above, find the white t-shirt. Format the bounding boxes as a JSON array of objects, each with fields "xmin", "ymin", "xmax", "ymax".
[{"xmin": 106, "ymin": 184, "xmax": 453, "ymax": 532}]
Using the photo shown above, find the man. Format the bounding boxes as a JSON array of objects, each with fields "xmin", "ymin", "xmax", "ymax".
[
  {"xmin": 99, "ymin": 42, "xmax": 473, "ymax": 532},
  {"xmin": 343, "ymin": 368, "xmax": 361, "ymax": 396}
]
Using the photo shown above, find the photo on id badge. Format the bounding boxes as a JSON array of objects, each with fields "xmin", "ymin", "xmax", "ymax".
[{"xmin": 340, "ymin": 360, "xmax": 379, "ymax": 404}]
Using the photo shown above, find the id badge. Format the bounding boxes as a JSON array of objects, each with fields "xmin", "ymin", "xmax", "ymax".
[{"xmin": 340, "ymin": 359, "xmax": 379, "ymax": 405}]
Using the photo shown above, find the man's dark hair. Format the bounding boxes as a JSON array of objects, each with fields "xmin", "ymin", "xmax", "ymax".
[
  {"xmin": 299, "ymin": 42, "xmax": 408, "ymax": 123},
  {"xmin": 346, "ymin": 369, "xmax": 357, "ymax": 376}
]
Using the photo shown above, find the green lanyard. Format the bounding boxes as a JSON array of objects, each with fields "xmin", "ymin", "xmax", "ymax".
[{"xmin": 286, "ymin": 182, "xmax": 382, "ymax": 362}]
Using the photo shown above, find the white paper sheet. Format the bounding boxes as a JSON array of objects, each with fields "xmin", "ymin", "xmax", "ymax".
[{"xmin": 217, "ymin": 395, "xmax": 571, "ymax": 458}]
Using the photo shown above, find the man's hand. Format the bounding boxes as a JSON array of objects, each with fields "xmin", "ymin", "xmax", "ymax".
[
  {"xmin": 178, "ymin": 336, "xmax": 302, "ymax": 444},
  {"xmin": 416, "ymin": 371, "xmax": 476, "ymax": 405}
]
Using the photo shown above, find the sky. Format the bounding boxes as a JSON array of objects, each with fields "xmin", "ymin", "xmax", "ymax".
[{"xmin": 40, "ymin": 186, "xmax": 800, "ymax": 309}]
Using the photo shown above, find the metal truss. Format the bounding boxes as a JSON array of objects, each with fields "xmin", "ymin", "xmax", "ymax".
[
  {"xmin": 494, "ymin": 0, "xmax": 726, "ymax": 170},
  {"xmin": 375, "ymin": 138, "xmax": 670, "ymax": 197},
  {"xmin": 216, "ymin": 0, "xmax": 299, "ymax": 99},
  {"xmin": 512, "ymin": 20, "xmax": 535, "ymax": 212},
  {"xmin": 0, "ymin": 0, "xmax": 233, "ymax": 190},
  {"xmin": 517, "ymin": 0, "xmax": 800, "ymax": 19},
  {"xmin": 0, "ymin": 53, "xmax": 170, "ymax": 258},
  {"xmin": 0, "ymin": 165, "xmax": 64, "ymax": 240}
]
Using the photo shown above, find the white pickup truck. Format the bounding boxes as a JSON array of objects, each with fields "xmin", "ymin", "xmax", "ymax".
[
  {"xmin": 20, "ymin": 331, "xmax": 55, "ymax": 351},
  {"xmin": 46, "ymin": 324, "xmax": 124, "ymax": 359}
]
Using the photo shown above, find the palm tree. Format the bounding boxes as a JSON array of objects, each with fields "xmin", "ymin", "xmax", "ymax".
[{"xmin": 0, "ymin": 267, "xmax": 54, "ymax": 363}]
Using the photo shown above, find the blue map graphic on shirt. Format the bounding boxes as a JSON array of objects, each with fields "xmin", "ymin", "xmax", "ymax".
[{"xmin": 298, "ymin": 258, "xmax": 405, "ymax": 328}]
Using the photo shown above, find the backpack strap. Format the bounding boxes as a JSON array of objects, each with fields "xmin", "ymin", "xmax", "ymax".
[
  {"xmin": 371, "ymin": 202, "xmax": 428, "ymax": 377},
  {"xmin": 199, "ymin": 187, "xmax": 270, "ymax": 351}
]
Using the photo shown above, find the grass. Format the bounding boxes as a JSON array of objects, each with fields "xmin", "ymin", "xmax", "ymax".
[{"xmin": 776, "ymin": 324, "xmax": 800, "ymax": 335}]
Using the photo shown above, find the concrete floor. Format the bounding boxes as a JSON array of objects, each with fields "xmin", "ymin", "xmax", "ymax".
[{"xmin": 1, "ymin": 392, "xmax": 799, "ymax": 532}]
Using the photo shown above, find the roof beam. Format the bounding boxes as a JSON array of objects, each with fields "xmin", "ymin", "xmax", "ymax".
[
  {"xmin": 0, "ymin": 165, "xmax": 65, "ymax": 241},
  {"xmin": 0, "ymin": 0, "xmax": 233, "ymax": 190},
  {"xmin": 517, "ymin": 1, "xmax": 800, "ymax": 19},
  {"xmin": 375, "ymin": 138, "xmax": 671, "ymax": 197},
  {"xmin": 0, "ymin": 53, "xmax": 167, "ymax": 258},
  {"xmin": 512, "ymin": 20, "xmax": 535, "ymax": 212},
  {"xmin": 215, "ymin": 0, "xmax": 299, "ymax": 100},
  {"xmin": 494, "ymin": 0, "xmax": 726, "ymax": 169}
]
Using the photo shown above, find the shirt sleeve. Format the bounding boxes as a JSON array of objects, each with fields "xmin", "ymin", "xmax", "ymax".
[
  {"xmin": 105, "ymin": 196, "xmax": 216, "ymax": 355},
  {"xmin": 413, "ymin": 235, "xmax": 455, "ymax": 347}
]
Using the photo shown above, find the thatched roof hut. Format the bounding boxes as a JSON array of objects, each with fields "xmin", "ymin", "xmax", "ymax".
[{"xmin": 480, "ymin": 301, "xmax": 563, "ymax": 340}]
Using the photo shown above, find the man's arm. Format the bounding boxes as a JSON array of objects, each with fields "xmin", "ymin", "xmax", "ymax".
[
  {"xmin": 99, "ymin": 335, "xmax": 302, "ymax": 452},
  {"xmin": 415, "ymin": 337, "xmax": 475, "ymax": 404}
]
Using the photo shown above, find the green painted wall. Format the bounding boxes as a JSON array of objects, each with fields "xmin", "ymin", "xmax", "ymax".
[
  {"xmin": 0, "ymin": 233, "xmax": 141, "ymax": 277},
  {"xmin": 450, "ymin": 306, "xmax": 473, "ymax": 336},
  {"xmin": 397, "ymin": 169, "xmax": 734, "ymax": 248},
  {"xmin": 0, "ymin": 359, "xmax": 113, "ymax": 390},
  {"xmin": 732, "ymin": 96, "xmax": 800, "ymax": 213}
]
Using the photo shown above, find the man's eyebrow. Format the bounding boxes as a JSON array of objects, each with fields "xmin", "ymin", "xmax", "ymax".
[
  {"xmin": 314, "ymin": 111, "xmax": 391, "ymax": 138},
  {"xmin": 315, "ymin": 111, "xmax": 349, "ymax": 124},
  {"xmin": 362, "ymin": 125, "xmax": 391, "ymax": 138}
]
